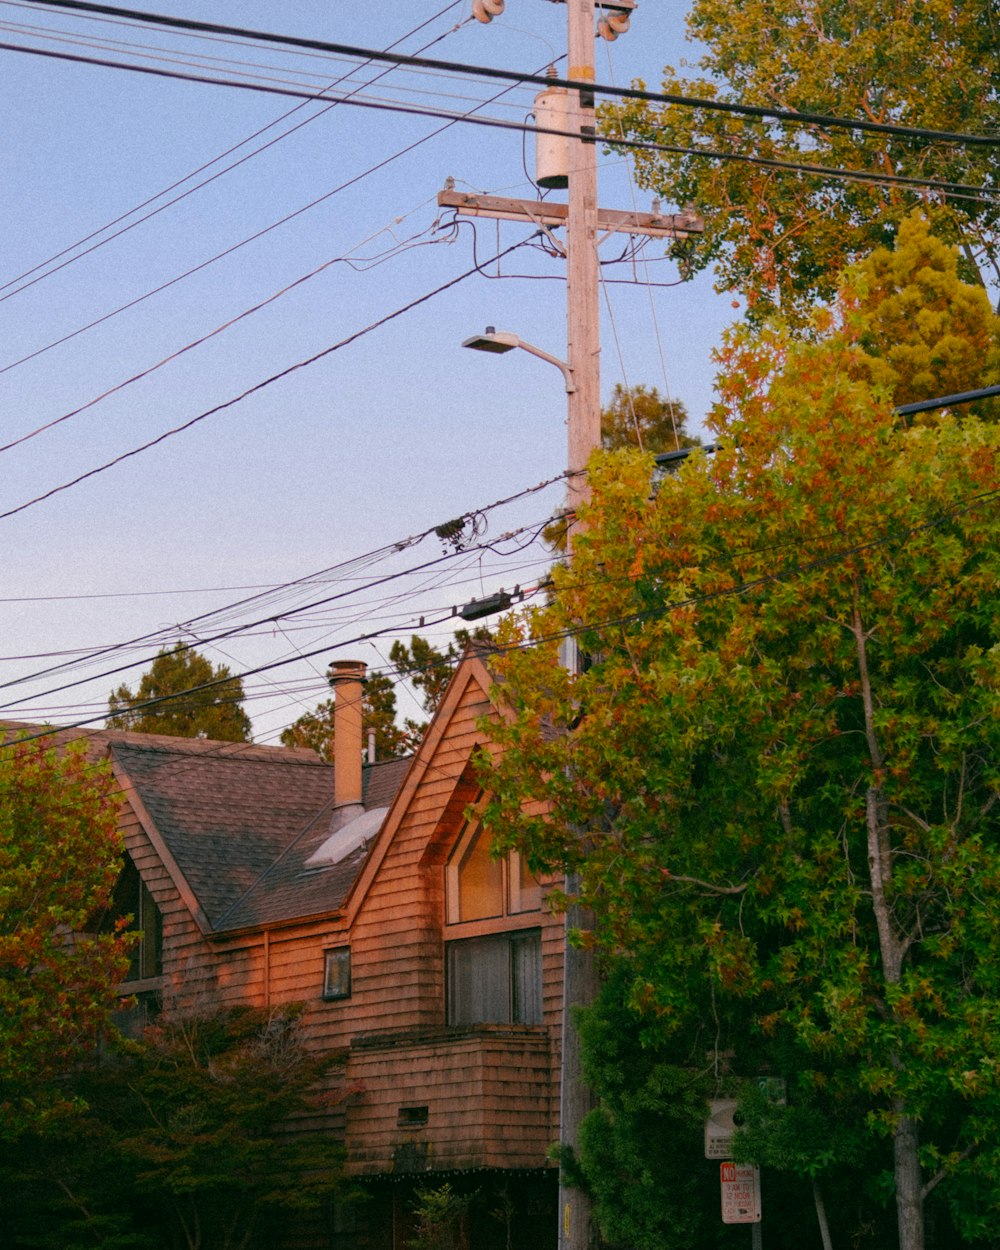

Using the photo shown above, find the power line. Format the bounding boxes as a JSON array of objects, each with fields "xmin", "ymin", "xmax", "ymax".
[
  {"xmin": 5, "ymin": 481, "xmax": 994, "ymax": 752},
  {"xmin": 0, "ymin": 236, "xmax": 534, "ymax": 523},
  {"xmin": 0, "ymin": 499, "xmax": 560, "ymax": 692},
  {"xmin": 0, "ymin": 58, "xmax": 554, "ymax": 379},
  {"xmin": 0, "ymin": 593, "xmax": 507, "ymax": 747},
  {"xmin": 22, "ymin": 0, "xmax": 1000, "ymax": 149},
  {"xmin": 0, "ymin": 0, "xmax": 469, "ymax": 302},
  {"xmin": 0, "ymin": 217, "xmax": 451, "ymax": 454},
  {"xmin": 1, "ymin": 493, "xmax": 562, "ymax": 705},
  {"xmin": 3, "ymin": 39, "xmax": 994, "ymax": 207}
]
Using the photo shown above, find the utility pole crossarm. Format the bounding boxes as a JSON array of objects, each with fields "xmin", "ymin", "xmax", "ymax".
[{"xmin": 438, "ymin": 189, "xmax": 704, "ymax": 240}]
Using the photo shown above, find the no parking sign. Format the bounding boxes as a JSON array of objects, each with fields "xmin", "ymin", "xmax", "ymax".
[{"xmin": 720, "ymin": 1162, "xmax": 761, "ymax": 1224}]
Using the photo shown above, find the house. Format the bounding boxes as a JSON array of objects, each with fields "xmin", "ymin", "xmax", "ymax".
[{"xmin": 4, "ymin": 649, "xmax": 563, "ymax": 1248}]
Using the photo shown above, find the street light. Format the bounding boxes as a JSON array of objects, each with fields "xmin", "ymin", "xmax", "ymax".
[{"xmin": 462, "ymin": 326, "xmax": 576, "ymax": 394}]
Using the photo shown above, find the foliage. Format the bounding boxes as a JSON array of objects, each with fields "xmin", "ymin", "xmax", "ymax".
[
  {"xmin": 575, "ymin": 969, "xmax": 732, "ymax": 1250},
  {"xmin": 282, "ymin": 630, "xmax": 489, "ymax": 761},
  {"xmin": 107, "ymin": 645, "xmax": 251, "ymax": 742},
  {"xmin": 0, "ymin": 734, "xmax": 131, "ymax": 1136},
  {"xmin": 281, "ymin": 669, "xmax": 415, "ymax": 761},
  {"xmin": 2, "ymin": 1006, "xmax": 348, "ymax": 1250},
  {"xmin": 601, "ymin": 383, "xmax": 697, "ymax": 455},
  {"xmin": 601, "ymin": 0, "xmax": 1000, "ymax": 322},
  {"xmin": 846, "ymin": 213, "xmax": 1000, "ymax": 417},
  {"xmin": 481, "ymin": 246, "xmax": 1000, "ymax": 1250},
  {"xmin": 405, "ymin": 1183, "xmax": 473, "ymax": 1250},
  {"xmin": 389, "ymin": 628, "xmax": 491, "ymax": 719},
  {"xmin": 547, "ymin": 383, "xmax": 700, "ymax": 549}
]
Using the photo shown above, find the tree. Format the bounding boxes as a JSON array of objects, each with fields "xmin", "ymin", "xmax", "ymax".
[
  {"xmin": 603, "ymin": 0, "xmax": 1000, "ymax": 323},
  {"xmin": 281, "ymin": 668, "xmax": 415, "ymax": 761},
  {"xmin": 2, "ymin": 1006, "xmax": 348, "ymax": 1250},
  {"xmin": 847, "ymin": 213, "xmax": 1000, "ymax": 417},
  {"xmin": 574, "ymin": 968, "xmax": 742, "ymax": 1250},
  {"xmin": 107, "ymin": 645, "xmax": 251, "ymax": 742},
  {"xmin": 546, "ymin": 384, "xmax": 700, "ymax": 549},
  {"xmin": 282, "ymin": 632, "xmax": 490, "ymax": 762},
  {"xmin": 0, "ymin": 734, "xmax": 131, "ymax": 1136},
  {"xmin": 482, "ymin": 250, "xmax": 1000, "ymax": 1249},
  {"xmin": 600, "ymin": 383, "xmax": 698, "ymax": 455},
  {"xmin": 389, "ymin": 628, "xmax": 491, "ymax": 720}
]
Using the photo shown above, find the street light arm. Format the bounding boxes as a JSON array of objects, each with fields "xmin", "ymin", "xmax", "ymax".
[{"xmin": 514, "ymin": 340, "xmax": 577, "ymax": 393}]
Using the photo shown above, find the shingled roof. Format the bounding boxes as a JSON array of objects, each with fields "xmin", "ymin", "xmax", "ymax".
[{"xmin": 1, "ymin": 722, "xmax": 411, "ymax": 935}]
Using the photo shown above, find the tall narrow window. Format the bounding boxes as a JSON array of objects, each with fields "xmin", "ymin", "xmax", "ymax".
[
  {"xmin": 108, "ymin": 858, "xmax": 162, "ymax": 983},
  {"xmin": 323, "ymin": 947, "xmax": 352, "ymax": 1000}
]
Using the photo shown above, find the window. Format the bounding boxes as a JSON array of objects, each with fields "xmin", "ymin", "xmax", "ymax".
[
  {"xmin": 106, "ymin": 858, "xmax": 162, "ymax": 984},
  {"xmin": 323, "ymin": 947, "xmax": 351, "ymax": 1000},
  {"xmin": 447, "ymin": 929, "xmax": 542, "ymax": 1026},
  {"xmin": 445, "ymin": 819, "xmax": 541, "ymax": 925},
  {"xmin": 444, "ymin": 817, "xmax": 543, "ymax": 1027}
]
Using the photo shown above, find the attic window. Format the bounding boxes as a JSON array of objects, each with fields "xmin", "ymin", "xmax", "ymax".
[
  {"xmin": 445, "ymin": 819, "xmax": 541, "ymax": 925},
  {"xmin": 397, "ymin": 1105, "xmax": 429, "ymax": 1128}
]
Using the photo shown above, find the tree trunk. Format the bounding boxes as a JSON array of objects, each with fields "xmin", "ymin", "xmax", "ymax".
[
  {"xmin": 853, "ymin": 601, "xmax": 925, "ymax": 1250},
  {"xmin": 812, "ymin": 1178, "xmax": 834, "ymax": 1250},
  {"xmin": 894, "ymin": 1108, "xmax": 925, "ymax": 1250}
]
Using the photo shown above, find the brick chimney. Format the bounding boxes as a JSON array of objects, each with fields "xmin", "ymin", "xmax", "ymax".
[{"xmin": 329, "ymin": 659, "xmax": 366, "ymax": 822}]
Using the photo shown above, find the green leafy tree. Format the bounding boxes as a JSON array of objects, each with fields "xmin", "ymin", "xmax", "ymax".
[
  {"xmin": 107, "ymin": 645, "xmax": 251, "ymax": 742},
  {"xmin": 601, "ymin": 383, "xmax": 697, "ymax": 455},
  {"xmin": 389, "ymin": 628, "xmax": 491, "ymax": 720},
  {"xmin": 603, "ymin": 0, "xmax": 1000, "ymax": 323},
  {"xmin": 575, "ymin": 968, "xmax": 735, "ymax": 1250},
  {"xmin": 281, "ymin": 668, "xmax": 415, "ymax": 761},
  {"xmin": 482, "ymin": 250, "xmax": 1000, "ymax": 1250},
  {"xmin": 847, "ymin": 212, "xmax": 1000, "ymax": 417},
  {"xmin": 547, "ymin": 384, "xmax": 700, "ymax": 549},
  {"xmin": 0, "ymin": 734, "xmax": 131, "ymax": 1137},
  {"xmin": 283, "ymin": 632, "xmax": 490, "ymax": 762},
  {"xmin": 3, "ymin": 1006, "xmax": 348, "ymax": 1250},
  {"xmin": 405, "ymin": 1183, "xmax": 473, "ymax": 1250}
]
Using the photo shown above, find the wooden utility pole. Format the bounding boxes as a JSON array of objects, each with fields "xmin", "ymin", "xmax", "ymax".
[
  {"xmin": 564, "ymin": 0, "xmax": 600, "ymax": 536},
  {"xmin": 449, "ymin": 6, "xmax": 702, "ymax": 1247},
  {"xmin": 559, "ymin": 9, "xmax": 600, "ymax": 1247}
]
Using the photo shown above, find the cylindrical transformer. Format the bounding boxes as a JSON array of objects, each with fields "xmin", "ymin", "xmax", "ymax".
[{"xmin": 534, "ymin": 86, "xmax": 569, "ymax": 190}]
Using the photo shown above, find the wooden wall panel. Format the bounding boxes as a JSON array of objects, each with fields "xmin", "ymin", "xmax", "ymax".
[{"xmin": 345, "ymin": 1029, "xmax": 554, "ymax": 1175}]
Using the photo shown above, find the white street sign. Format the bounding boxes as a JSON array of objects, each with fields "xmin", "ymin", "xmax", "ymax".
[
  {"xmin": 704, "ymin": 1099, "xmax": 738, "ymax": 1159},
  {"xmin": 720, "ymin": 1162, "xmax": 761, "ymax": 1224}
]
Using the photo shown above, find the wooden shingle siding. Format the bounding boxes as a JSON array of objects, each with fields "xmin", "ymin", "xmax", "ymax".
[
  {"xmin": 17, "ymin": 650, "xmax": 564, "ymax": 1210},
  {"xmin": 345, "ymin": 1028, "xmax": 553, "ymax": 1175},
  {"xmin": 334, "ymin": 665, "xmax": 563, "ymax": 1171}
]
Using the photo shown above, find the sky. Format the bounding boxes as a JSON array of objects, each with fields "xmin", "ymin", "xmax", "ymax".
[{"xmin": 0, "ymin": 0, "xmax": 734, "ymax": 744}]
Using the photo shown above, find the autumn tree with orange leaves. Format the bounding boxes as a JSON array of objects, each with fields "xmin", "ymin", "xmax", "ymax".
[{"xmin": 482, "ymin": 233, "xmax": 1000, "ymax": 1250}]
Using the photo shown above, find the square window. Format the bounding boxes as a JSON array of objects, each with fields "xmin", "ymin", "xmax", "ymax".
[
  {"xmin": 446, "ymin": 930, "xmax": 541, "ymax": 1026},
  {"xmin": 323, "ymin": 947, "xmax": 351, "ymax": 1000}
]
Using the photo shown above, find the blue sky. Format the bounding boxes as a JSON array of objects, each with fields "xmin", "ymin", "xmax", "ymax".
[{"xmin": 0, "ymin": 0, "xmax": 734, "ymax": 742}]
